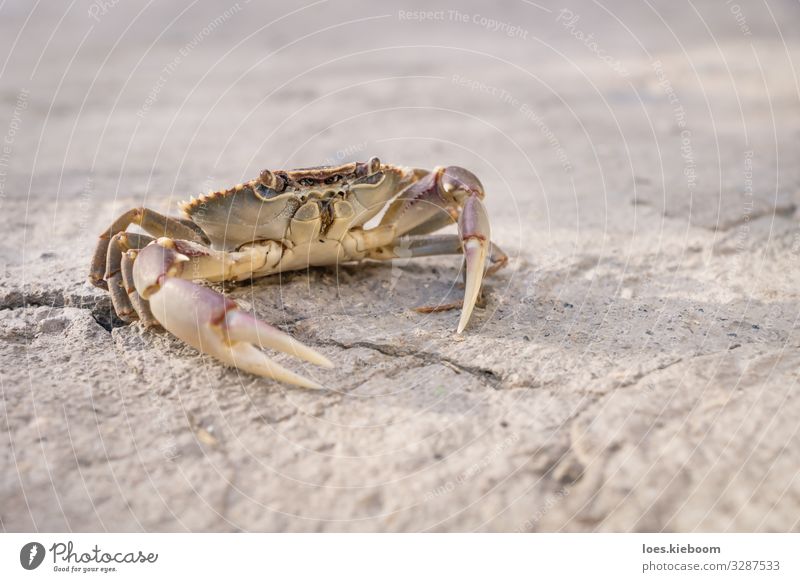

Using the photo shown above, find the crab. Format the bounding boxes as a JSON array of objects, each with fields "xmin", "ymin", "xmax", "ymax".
[{"xmin": 89, "ymin": 158, "xmax": 507, "ymax": 389}]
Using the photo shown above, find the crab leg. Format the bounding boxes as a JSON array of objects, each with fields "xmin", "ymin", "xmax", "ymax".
[
  {"xmin": 106, "ymin": 232, "xmax": 155, "ymax": 322},
  {"xmin": 90, "ymin": 207, "xmax": 208, "ymax": 289},
  {"xmin": 132, "ymin": 241, "xmax": 331, "ymax": 389},
  {"xmin": 368, "ymin": 233, "xmax": 507, "ymax": 272},
  {"xmin": 457, "ymin": 194, "xmax": 491, "ymax": 333},
  {"xmin": 373, "ymin": 166, "xmax": 499, "ymax": 333},
  {"xmin": 121, "ymin": 249, "xmax": 158, "ymax": 327},
  {"xmin": 105, "ymin": 233, "xmax": 136, "ymax": 321}
]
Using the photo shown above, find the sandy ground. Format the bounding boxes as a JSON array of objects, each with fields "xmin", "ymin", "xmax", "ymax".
[{"xmin": 1, "ymin": 0, "xmax": 799, "ymax": 532}]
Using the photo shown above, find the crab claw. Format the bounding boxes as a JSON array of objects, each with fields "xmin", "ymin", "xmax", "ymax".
[
  {"xmin": 133, "ymin": 242, "xmax": 330, "ymax": 389},
  {"xmin": 222, "ymin": 310, "xmax": 333, "ymax": 370},
  {"xmin": 457, "ymin": 194, "xmax": 491, "ymax": 334}
]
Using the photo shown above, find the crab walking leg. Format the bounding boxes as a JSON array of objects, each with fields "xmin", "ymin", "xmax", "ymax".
[
  {"xmin": 121, "ymin": 250, "xmax": 158, "ymax": 326},
  {"xmin": 132, "ymin": 242, "xmax": 331, "ymax": 388},
  {"xmin": 367, "ymin": 233, "xmax": 508, "ymax": 272},
  {"xmin": 106, "ymin": 233, "xmax": 155, "ymax": 322},
  {"xmin": 374, "ymin": 209, "xmax": 508, "ymax": 273},
  {"xmin": 90, "ymin": 207, "xmax": 209, "ymax": 288},
  {"xmin": 457, "ymin": 194, "xmax": 491, "ymax": 333},
  {"xmin": 370, "ymin": 165, "xmax": 498, "ymax": 332},
  {"xmin": 105, "ymin": 233, "xmax": 136, "ymax": 321},
  {"xmin": 403, "ymin": 211, "xmax": 456, "ymax": 237},
  {"xmin": 485, "ymin": 242, "xmax": 509, "ymax": 277},
  {"xmin": 362, "ymin": 232, "xmax": 507, "ymax": 316}
]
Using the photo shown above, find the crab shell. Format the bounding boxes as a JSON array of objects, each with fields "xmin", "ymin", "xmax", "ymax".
[{"xmin": 179, "ymin": 158, "xmax": 416, "ymax": 251}]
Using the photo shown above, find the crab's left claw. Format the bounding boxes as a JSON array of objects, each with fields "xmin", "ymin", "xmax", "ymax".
[
  {"xmin": 133, "ymin": 241, "xmax": 331, "ymax": 389},
  {"xmin": 457, "ymin": 193, "xmax": 491, "ymax": 334}
]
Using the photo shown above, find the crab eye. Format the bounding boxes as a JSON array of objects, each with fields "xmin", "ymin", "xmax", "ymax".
[
  {"xmin": 324, "ymin": 174, "xmax": 342, "ymax": 185},
  {"xmin": 355, "ymin": 158, "xmax": 381, "ymax": 178},
  {"xmin": 259, "ymin": 169, "xmax": 286, "ymax": 192},
  {"xmin": 298, "ymin": 178, "xmax": 316, "ymax": 187}
]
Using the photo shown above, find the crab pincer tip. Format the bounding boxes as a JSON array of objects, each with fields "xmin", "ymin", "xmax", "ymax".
[{"xmin": 457, "ymin": 238, "xmax": 488, "ymax": 334}]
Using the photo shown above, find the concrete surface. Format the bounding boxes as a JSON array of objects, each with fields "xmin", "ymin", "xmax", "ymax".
[{"xmin": 1, "ymin": 0, "xmax": 799, "ymax": 532}]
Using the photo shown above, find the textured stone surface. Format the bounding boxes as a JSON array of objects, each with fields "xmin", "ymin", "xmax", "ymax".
[{"xmin": 1, "ymin": 0, "xmax": 799, "ymax": 532}]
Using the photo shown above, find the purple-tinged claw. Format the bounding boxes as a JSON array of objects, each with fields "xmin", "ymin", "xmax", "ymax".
[
  {"xmin": 222, "ymin": 310, "xmax": 333, "ymax": 369},
  {"xmin": 132, "ymin": 242, "xmax": 330, "ymax": 388},
  {"xmin": 380, "ymin": 165, "xmax": 487, "ymax": 238},
  {"xmin": 457, "ymin": 194, "xmax": 491, "ymax": 334},
  {"xmin": 145, "ymin": 278, "xmax": 326, "ymax": 389},
  {"xmin": 132, "ymin": 241, "xmax": 188, "ymax": 299},
  {"xmin": 441, "ymin": 166, "xmax": 485, "ymax": 200}
]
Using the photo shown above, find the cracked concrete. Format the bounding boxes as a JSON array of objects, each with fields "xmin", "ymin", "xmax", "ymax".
[{"xmin": 1, "ymin": 0, "xmax": 799, "ymax": 531}]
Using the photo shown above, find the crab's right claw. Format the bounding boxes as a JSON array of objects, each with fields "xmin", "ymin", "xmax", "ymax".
[
  {"xmin": 457, "ymin": 194, "xmax": 491, "ymax": 334},
  {"xmin": 133, "ymin": 242, "xmax": 331, "ymax": 389}
]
